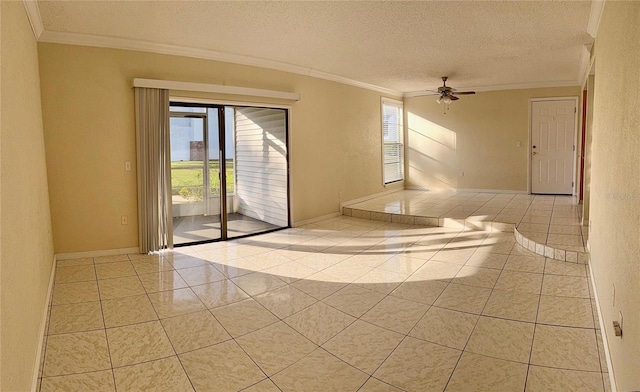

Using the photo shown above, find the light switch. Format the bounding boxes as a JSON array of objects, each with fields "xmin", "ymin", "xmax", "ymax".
[{"xmin": 125, "ymin": 161, "xmax": 131, "ymax": 171}]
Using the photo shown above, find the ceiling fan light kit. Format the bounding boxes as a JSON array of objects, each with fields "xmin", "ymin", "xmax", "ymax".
[{"xmin": 422, "ymin": 76, "xmax": 476, "ymax": 114}]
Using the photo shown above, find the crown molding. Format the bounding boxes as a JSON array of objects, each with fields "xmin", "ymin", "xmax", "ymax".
[
  {"xmin": 587, "ymin": 0, "xmax": 606, "ymax": 39},
  {"xmin": 22, "ymin": 0, "xmax": 43, "ymax": 40},
  {"xmin": 37, "ymin": 30, "xmax": 403, "ymax": 98},
  {"xmin": 403, "ymin": 80, "xmax": 581, "ymax": 98}
]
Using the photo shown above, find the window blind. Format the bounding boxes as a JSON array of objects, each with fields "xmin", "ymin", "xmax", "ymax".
[{"xmin": 382, "ymin": 100, "xmax": 404, "ymax": 184}]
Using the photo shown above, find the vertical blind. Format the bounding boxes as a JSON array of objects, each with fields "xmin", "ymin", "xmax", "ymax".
[
  {"xmin": 382, "ymin": 100, "xmax": 404, "ymax": 184},
  {"xmin": 134, "ymin": 87, "xmax": 172, "ymax": 253}
]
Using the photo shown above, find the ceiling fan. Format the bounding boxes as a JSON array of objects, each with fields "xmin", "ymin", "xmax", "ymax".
[{"xmin": 420, "ymin": 76, "xmax": 476, "ymax": 105}]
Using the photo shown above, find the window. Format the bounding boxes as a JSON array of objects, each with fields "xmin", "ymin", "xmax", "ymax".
[{"xmin": 382, "ymin": 98, "xmax": 404, "ymax": 184}]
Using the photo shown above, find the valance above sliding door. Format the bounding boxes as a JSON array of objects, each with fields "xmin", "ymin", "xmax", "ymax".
[{"xmin": 134, "ymin": 87, "xmax": 172, "ymax": 253}]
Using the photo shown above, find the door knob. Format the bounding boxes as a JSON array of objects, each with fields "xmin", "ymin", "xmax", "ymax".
[{"xmin": 532, "ymin": 151, "xmax": 538, "ymax": 155}]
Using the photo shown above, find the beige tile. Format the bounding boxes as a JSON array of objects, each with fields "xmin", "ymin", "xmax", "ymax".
[
  {"xmin": 102, "ymin": 295, "xmax": 158, "ymax": 328},
  {"xmin": 48, "ymin": 302, "xmax": 104, "ymax": 334},
  {"xmin": 94, "ymin": 254, "xmax": 130, "ymax": 264},
  {"xmin": 56, "ymin": 258, "xmax": 94, "ymax": 268},
  {"xmin": 180, "ymin": 340, "xmax": 265, "ymax": 391},
  {"xmin": 284, "ymin": 301, "xmax": 355, "ymax": 345},
  {"xmin": 191, "ymin": 279, "xmax": 250, "ymax": 309},
  {"xmin": 390, "ymin": 279, "xmax": 448, "ymax": 305},
  {"xmin": 261, "ymin": 261, "xmax": 317, "ymax": 283},
  {"xmin": 526, "ymin": 366, "xmax": 604, "ymax": 392},
  {"xmin": 412, "ymin": 260, "xmax": 463, "ymax": 282},
  {"xmin": 212, "ymin": 262, "xmax": 259, "ymax": 279},
  {"xmin": 176, "ymin": 264, "xmax": 225, "ymax": 286},
  {"xmin": 537, "ymin": 295, "xmax": 594, "ymax": 328},
  {"xmin": 544, "ymin": 259, "xmax": 587, "ymax": 276},
  {"xmin": 445, "ymin": 352, "xmax": 527, "ymax": 392},
  {"xmin": 107, "ymin": 321, "xmax": 174, "ymax": 367},
  {"xmin": 353, "ymin": 268, "xmax": 407, "ymax": 295},
  {"xmin": 494, "ymin": 270, "xmax": 543, "ymax": 294},
  {"xmin": 453, "ymin": 265, "xmax": 501, "ymax": 288},
  {"xmin": 254, "ymin": 285, "xmax": 317, "ymax": 319},
  {"xmin": 482, "ymin": 289, "xmax": 540, "ymax": 323},
  {"xmin": 236, "ymin": 321, "xmax": 317, "ymax": 375},
  {"xmin": 361, "ymin": 295, "xmax": 429, "ymax": 334},
  {"xmin": 549, "ymin": 224, "xmax": 583, "ymax": 235},
  {"xmin": 113, "ymin": 356, "xmax": 193, "ymax": 392},
  {"xmin": 241, "ymin": 379, "xmax": 281, "ymax": 392},
  {"xmin": 95, "ymin": 261, "xmax": 136, "ymax": 280},
  {"xmin": 434, "ymin": 283, "xmax": 491, "ymax": 314},
  {"xmin": 290, "ymin": 274, "xmax": 348, "ymax": 300},
  {"xmin": 231, "ymin": 272, "xmax": 287, "ymax": 296},
  {"xmin": 137, "ymin": 270, "xmax": 189, "ymax": 293},
  {"xmin": 147, "ymin": 288, "xmax": 205, "ymax": 318},
  {"xmin": 98, "ymin": 276, "xmax": 145, "ymax": 300},
  {"xmin": 41, "ymin": 370, "xmax": 115, "ymax": 392},
  {"xmin": 596, "ymin": 330, "xmax": 608, "ymax": 373},
  {"xmin": 504, "ymin": 254, "xmax": 546, "ymax": 273},
  {"xmin": 431, "ymin": 248, "xmax": 476, "ymax": 264},
  {"xmin": 211, "ymin": 298, "xmax": 278, "ymax": 337},
  {"xmin": 55, "ymin": 265, "xmax": 96, "ymax": 284},
  {"xmin": 531, "ymin": 324, "xmax": 600, "ymax": 371},
  {"xmin": 547, "ymin": 233, "xmax": 584, "ymax": 247},
  {"xmin": 52, "ymin": 281, "xmax": 100, "ymax": 305},
  {"xmin": 322, "ymin": 320, "xmax": 404, "ymax": 374},
  {"xmin": 466, "ymin": 316, "xmax": 535, "ymax": 363},
  {"xmin": 410, "ymin": 307, "xmax": 478, "ymax": 350},
  {"xmin": 271, "ymin": 348, "xmax": 368, "ymax": 391},
  {"xmin": 323, "ymin": 284, "xmax": 386, "ymax": 317},
  {"xmin": 464, "ymin": 252, "xmax": 508, "ymax": 269},
  {"xmin": 374, "ymin": 337, "xmax": 460, "ymax": 391},
  {"xmin": 44, "ymin": 330, "xmax": 111, "ymax": 377},
  {"xmin": 169, "ymin": 255, "xmax": 209, "ymax": 270},
  {"xmin": 160, "ymin": 310, "xmax": 230, "ymax": 354},
  {"xmin": 358, "ymin": 377, "xmax": 404, "ymax": 391},
  {"xmin": 542, "ymin": 274, "xmax": 590, "ymax": 298},
  {"xmin": 130, "ymin": 258, "xmax": 174, "ymax": 274},
  {"xmin": 378, "ymin": 255, "xmax": 428, "ymax": 275}
]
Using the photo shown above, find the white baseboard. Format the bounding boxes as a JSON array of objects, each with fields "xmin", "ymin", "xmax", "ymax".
[
  {"xmin": 339, "ymin": 188, "xmax": 404, "ymax": 209},
  {"xmin": 56, "ymin": 247, "xmax": 140, "ymax": 260},
  {"xmin": 587, "ymin": 262, "xmax": 617, "ymax": 392},
  {"xmin": 31, "ymin": 254, "xmax": 57, "ymax": 392},
  {"xmin": 403, "ymin": 185, "xmax": 528, "ymax": 194},
  {"xmin": 293, "ymin": 212, "xmax": 341, "ymax": 227}
]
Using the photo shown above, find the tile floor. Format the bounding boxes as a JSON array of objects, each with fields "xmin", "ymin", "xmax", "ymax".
[
  {"xmin": 346, "ymin": 190, "xmax": 589, "ymax": 253},
  {"xmin": 38, "ymin": 215, "xmax": 609, "ymax": 391}
]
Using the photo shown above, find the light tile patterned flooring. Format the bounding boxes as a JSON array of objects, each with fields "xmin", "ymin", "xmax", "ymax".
[
  {"xmin": 38, "ymin": 215, "xmax": 609, "ymax": 391},
  {"xmin": 347, "ymin": 190, "xmax": 589, "ymax": 252}
]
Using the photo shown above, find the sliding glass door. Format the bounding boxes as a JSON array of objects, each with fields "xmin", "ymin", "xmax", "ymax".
[{"xmin": 169, "ymin": 103, "xmax": 289, "ymax": 246}]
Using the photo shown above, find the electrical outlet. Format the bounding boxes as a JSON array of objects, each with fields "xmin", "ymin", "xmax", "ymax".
[
  {"xmin": 516, "ymin": 141, "xmax": 521, "ymax": 148},
  {"xmin": 121, "ymin": 215, "xmax": 128, "ymax": 225},
  {"xmin": 459, "ymin": 171, "xmax": 464, "ymax": 177},
  {"xmin": 125, "ymin": 161, "xmax": 131, "ymax": 171}
]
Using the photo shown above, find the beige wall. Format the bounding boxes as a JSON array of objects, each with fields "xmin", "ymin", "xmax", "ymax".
[
  {"xmin": 38, "ymin": 43, "xmax": 400, "ymax": 253},
  {"xmin": 0, "ymin": 2, "xmax": 55, "ymax": 391},
  {"xmin": 590, "ymin": 2, "xmax": 640, "ymax": 390},
  {"xmin": 582, "ymin": 74, "xmax": 595, "ymax": 224},
  {"xmin": 405, "ymin": 87, "xmax": 580, "ymax": 192}
]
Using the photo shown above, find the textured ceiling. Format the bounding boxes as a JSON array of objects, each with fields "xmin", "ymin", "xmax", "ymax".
[{"xmin": 36, "ymin": 1, "xmax": 594, "ymax": 94}]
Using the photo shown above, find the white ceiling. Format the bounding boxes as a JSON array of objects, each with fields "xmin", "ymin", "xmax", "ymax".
[{"xmin": 34, "ymin": 1, "xmax": 596, "ymax": 95}]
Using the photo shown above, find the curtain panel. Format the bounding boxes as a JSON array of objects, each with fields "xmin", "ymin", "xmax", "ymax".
[{"xmin": 134, "ymin": 87, "xmax": 172, "ymax": 253}]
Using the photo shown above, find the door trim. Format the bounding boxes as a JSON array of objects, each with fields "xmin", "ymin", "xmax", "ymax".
[{"xmin": 527, "ymin": 97, "xmax": 579, "ymax": 195}]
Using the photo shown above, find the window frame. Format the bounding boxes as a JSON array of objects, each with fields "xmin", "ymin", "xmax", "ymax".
[{"xmin": 381, "ymin": 97, "xmax": 404, "ymax": 185}]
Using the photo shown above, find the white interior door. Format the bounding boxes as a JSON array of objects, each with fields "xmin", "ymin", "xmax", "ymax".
[{"xmin": 531, "ymin": 99, "xmax": 576, "ymax": 194}]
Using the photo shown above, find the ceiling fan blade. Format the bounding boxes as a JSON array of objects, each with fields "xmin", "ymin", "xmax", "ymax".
[
  {"xmin": 452, "ymin": 91, "xmax": 476, "ymax": 95},
  {"xmin": 449, "ymin": 95, "xmax": 460, "ymax": 101}
]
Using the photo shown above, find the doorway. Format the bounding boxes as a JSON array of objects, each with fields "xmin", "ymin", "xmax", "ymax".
[
  {"xmin": 530, "ymin": 99, "xmax": 577, "ymax": 195},
  {"xmin": 169, "ymin": 103, "xmax": 289, "ymax": 246}
]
